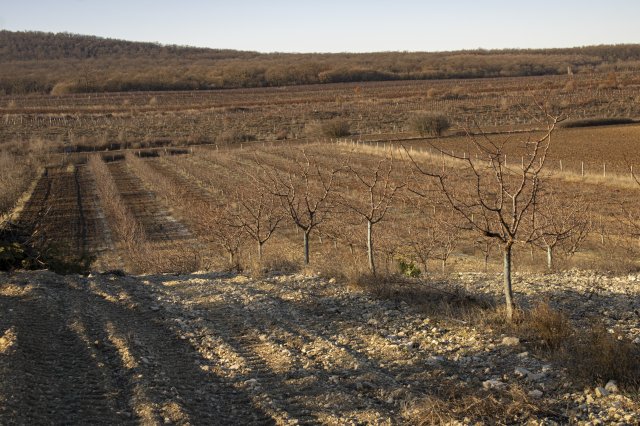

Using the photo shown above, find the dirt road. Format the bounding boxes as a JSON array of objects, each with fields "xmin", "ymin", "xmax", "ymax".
[{"xmin": 1, "ymin": 270, "xmax": 638, "ymax": 425}]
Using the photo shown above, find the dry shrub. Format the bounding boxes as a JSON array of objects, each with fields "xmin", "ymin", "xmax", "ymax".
[
  {"xmin": 132, "ymin": 243, "xmax": 205, "ymax": 275},
  {"xmin": 242, "ymin": 254, "xmax": 300, "ymax": 279},
  {"xmin": 559, "ymin": 117, "xmax": 635, "ymax": 128},
  {"xmin": 404, "ymin": 384, "xmax": 544, "ymax": 425},
  {"xmin": 521, "ymin": 301, "xmax": 572, "ymax": 351},
  {"xmin": 347, "ymin": 270, "xmax": 396, "ymax": 298},
  {"xmin": 568, "ymin": 325, "xmax": 640, "ymax": 390},
  {"xmin": 218, "ymin": 129, "xmax": 255, "ymax": 144},
  {"xmin": 50, "ymin": 81, "xmax": 76, "ymax": 95},
  {"xmin": 0, "ymin": 150, "xmax": 32, "ymax": 216},
  {"xmin": 305, "ymin": 119, "xmax": 350, "ymax": 139},
  {"xmin": 501, "ymin": 302, "xmax": 640, "ymax": 390},
  {"xmin": 408, "ymin": 112, "xmax": 451, "ymax": 136},
  {"xmin": 262, "ymin": 255, "xmax": 300, "ymax": 275},
  {"xmin": 0, "ymin": 139, "xmax": 50, "ymax": 217},
  {"xmin": 88, "ymin": 155, "xmax": 146, "ymax": 269},
  {"xmin": 344, "ymin": 269, "xmax": 494, "ymax": 320}
]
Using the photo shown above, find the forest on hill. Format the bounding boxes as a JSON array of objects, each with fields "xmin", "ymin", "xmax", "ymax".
[{"xmin": 2, "ymin": 30, "xmax": 640, "ymax": 95}]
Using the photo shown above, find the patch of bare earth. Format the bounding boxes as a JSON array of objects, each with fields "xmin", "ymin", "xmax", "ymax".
[{"xmin": 0, "ymin": 270, "xmax": 638, "ymax": 425}]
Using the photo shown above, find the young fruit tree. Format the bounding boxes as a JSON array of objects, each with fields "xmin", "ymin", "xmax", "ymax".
[
  {"xmin": 340, "ymin": 155, "xmax": 404, "ymax": 276},
  {"xmin": 408, "ymin": 112, "xmax": 560, "ymax": 320},
  {"xmin": 191, "ymin": 201, "xmax": 245, "ymax": 270},
  {"xmin": 619, "ymin": 168, "xmax": 640, "ymax": 253},
  {"xmin": 229, "ymin": 190, "xmax": 283, "ymax": 262},
  {"xmin": 256, "ymin": 151, "xmax": 340, "ymax": 265},
  {"xmin": 534, "ymin": 192, "xmax": 590, "ymax": 270},
  {"xmin": 403, "ymin": 203, "xmax": 462, "ymax": 274}
]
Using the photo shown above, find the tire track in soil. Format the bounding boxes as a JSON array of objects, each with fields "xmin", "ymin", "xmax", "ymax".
[
  {"xmin": 0, "ymin": 283, "xmax": 133, "ymax": 424},
  {"xmin": 14, "ymin": 168, "xmax": 52, "ymax": 242},
  {"xmin": 165, "ymin": 155, "xmax": 236, "ymax": 196},
  {"xmin": 152, "ymin": 281, "xmax": 401, "ymax": 424},
  {"xmin": 0, "ymin": 275, "xmax": 275, "ymax": 425},
  {"xmin": 107, "ymin": 161, "xmax": 191, "ymax": 243},
  {"xmin": 78, "ymin": 164, "xmax": 115, "ymax": 253},
  {"xmin": 145, "ymin": 158, "xmax": 215, "ymax": 207},
  {"xmin": 194, "ymin": 305, "xmax": 322, "ymax": 425},
  {"xmin": 15, "ymin": 166, "xmax": 110, "ymax": 259},
  {"xmin": 209, "ymin": 300, "xmax": 401, "ymax": 423}
]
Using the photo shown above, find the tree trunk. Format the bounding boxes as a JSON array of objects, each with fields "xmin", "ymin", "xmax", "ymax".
[
  {"xmin": 367, "ymin": 220, "xmax": 376, "ymax": 275},
  {"xmin": 546, "ymin": 245, "xmax": 553, "ymax": 271},
  {"xmin": 503, "ymin": 243, "xmax": 515, "ymax": 321},
  {"xmin": 258, "ymin": 241, "xmax": 263, "ymax": 261},
  {"xmin": 303, "ymin": 230, "xmax": 310, "ymax": 265}
]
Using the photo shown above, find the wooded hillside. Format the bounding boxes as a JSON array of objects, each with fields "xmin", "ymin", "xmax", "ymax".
[{"xmin": 2, "ymin": 30, "xmax": 640, "ymax": 95}]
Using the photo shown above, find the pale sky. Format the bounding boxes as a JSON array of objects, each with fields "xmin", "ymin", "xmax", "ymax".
[{"xmin": 1, "ymin": 0, "xmax": 639, "ymax": 53}]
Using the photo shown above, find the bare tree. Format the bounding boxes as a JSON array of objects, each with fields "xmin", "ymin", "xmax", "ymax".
[
  {"xmin": 535, "ymin": 192, "xmax": 590, "ymax": 270},
  {"xmin": 406, "ymin": 225, "xmax": 438, "ymax": 273},
  {"xmin": 432, "ymin": 219, "xmax": 461, "ymax": 274},
  {"xmin": 258, "ymin": 151, "xmax": 340, "ymax": 265},
  {"xmin": 617, "ymin": 169, "xmax": 640, "ymax": 255},
  {"xmin": 408, "ymin": 111, "xmax": 560, "ymax": 320},
  {"xmin": 230, "ymin": 190, "xmax": 283, "ymax": 261},
  {"xmin": 341, "ymin": 156, "xmax": 404, "ymax": 276},
  {"xmin": 475, "ymin": 237, "xmax": 497, "ymax": 272},
  {"xmin": 403, "ymin": 204, "xmax": 461, "ymax": 274},
  {"xmin": 192, "ymin": 201, "xmax": 245, "ymax": 269}
]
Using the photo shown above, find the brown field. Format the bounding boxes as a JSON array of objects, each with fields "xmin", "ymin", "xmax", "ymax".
[
  {"xmin": 2, "ymin": 75, "xmax": 640, "ymax": 275},
  {"xmin": 3, "ymin": 140, "xmax": 638, "ymax": 277},
  {"xmin": 1, "ymin": 73, "xmax": 640, "ymax": 148}
]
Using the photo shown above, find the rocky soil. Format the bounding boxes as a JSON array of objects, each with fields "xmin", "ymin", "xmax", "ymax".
[{"xmin": 0, "ymin": 269, "xmax": 638, "ymax": 425}]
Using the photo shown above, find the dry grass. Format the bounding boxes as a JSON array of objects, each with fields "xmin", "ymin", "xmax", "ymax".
[
  {"xmin": 520, "ymin": 301, "xmax": 573, "ymax": 351},
  {"xmin": 133, "ymin": 243, "xmax": 206, "ymax": 275},
  {"xmin": 567, "ymin": 325, "xmax": 640, "ymax": 390},
  {"xmin": 403, "ymin": 383, "xmax": 547, "ymax": 425},
  {"xmin": 87, "ymin": 155, "xmax": 147, "ymax": 271},
  {"xmin": 492, "ymin": 302, "xmax": 640, "ymax": 391},
  {"xmin": 0, "ymin": 139, "xmax": 52, "ymax": 218},
  {"xmin": 342, "ymin": 269, "xmax": 495, "ymax": 321},
  {"xmin": 350, "ymin": 273, "xmax": 640, "ymax": 393}
]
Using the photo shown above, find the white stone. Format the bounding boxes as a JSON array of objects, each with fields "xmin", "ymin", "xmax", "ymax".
[
  {"xmin": 482, "ymin": 379, "xmax": 506, "ymax": 390},
  {"xmin": 528, "ymin": 389, "xmax": 543, "ymax": 398},
  {"xmin": 501, "ymin": 336, "xmax": 520, "ymax": 346},
  {"xmin": 528, "ymin": 372, "xmax": 546, "ymax": 381},
  {"xmin": 604, "ymin": 380, "xmax": 619, "ymax": 394},
  {"xmin": 426, "ymin": 356, "xmax": 444, "ymax": 365},
  {"xmin": 404, "ymin": 341, "xmax": 417, "ymax": 350}
]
